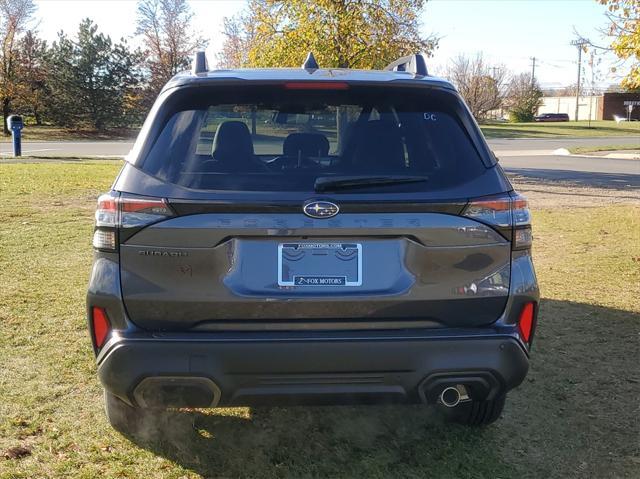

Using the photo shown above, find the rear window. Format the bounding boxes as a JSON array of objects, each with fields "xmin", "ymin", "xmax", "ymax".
[{"xmin": 141, "ymin": 85, "xmax": 486, "ymax": 192}]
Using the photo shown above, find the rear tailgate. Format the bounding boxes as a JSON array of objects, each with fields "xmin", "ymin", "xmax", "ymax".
[{"xmin": 120, "ymin": 210, "xmax": 511, "ymax": 330}]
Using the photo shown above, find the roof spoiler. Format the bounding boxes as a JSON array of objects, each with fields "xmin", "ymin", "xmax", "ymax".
[
  {"xmin": 192, "ymin": 51, "xmax": 208, "ymax": 75},
  {"xmin": 384, "ymin": 53, "xmax": 428, "ymax": 76}
]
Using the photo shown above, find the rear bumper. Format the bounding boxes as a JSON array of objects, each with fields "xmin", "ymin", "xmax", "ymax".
[{"xmin": 97, "ymin": 329, "xmax": 529, "ymax": 408}]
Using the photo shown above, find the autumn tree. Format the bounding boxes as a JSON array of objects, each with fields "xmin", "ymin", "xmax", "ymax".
[
  {"xmin": 217, "ymin": 13, "xmax": 256, "ymax": 69},
  {"xmin": 446, "ymin": 54, "xmax": 508, "ymax": 121},
  {"xmin": 46, "ymin": 19, "xmax": 144, "ymax": 129},
  {"xmin": 12, "ymin": 30, "xmax": 48, "ymax": 124},
  {"xmin": 136, "ymin": 0, "xmax": 207, "ymax": 108},
  {"xmin": 504, "ymin": 73, "xmax": 543, "ymax": 122},
  {"xmin": 218, "ymin": 0, "xmax": 438, "ymax": 69},
  {"xmin": 0, "ymin": 0, "xmax": 36, "ymax": 135},
  {"xmin": 598, "ymin": 0, "xmax": 639, "ymax": 89}
]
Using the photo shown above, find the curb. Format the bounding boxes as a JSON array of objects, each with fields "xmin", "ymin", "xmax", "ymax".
[{"xmin": 552, "ymin": 148, "xmax": 639, "ymax": 160}]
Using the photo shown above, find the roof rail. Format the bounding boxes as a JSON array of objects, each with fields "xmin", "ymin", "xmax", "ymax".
[
  {"xmin": 384, "ymin": 53, "xmax": 428, "ymax": 76},
  {"xmin": 192, "ymin": 51, "xmax": 209, "ymax": 75},
  {"xmin": 302, "ymin": 52, "xmax": 319, "ymax": 71}
]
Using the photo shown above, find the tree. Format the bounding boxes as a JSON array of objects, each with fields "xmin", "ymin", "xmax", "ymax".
[
  {"xmin": 505, "ymin": 73, "xmax": 543, "ymax": 122},
  {"xmin": 136, "ymin": 0, "xmax": 208, "ymax": 107},
  {"xmin": 13, "ymin": 30, "xmax": 48, "ymax": 124},
  {"xmin": 217, "ymin": 13, "xmax": 255, "ymax": 69},
  {"xmin": 46, "ymin": 19, "xmax": 144, "ymax": 130},
  {"xmin": 218, "ymin": 0, "xmax": 438, "ymax": 69},
  {"xmin": 0, "ymin": 0, "xmax": 36, "ymax": 135},
  {"xmin": 446, "ymin": 54, "xmax": 508, "ymax": 121},
  {"xmin": 598, "ymin": 0, "xmax": 639, "ymax": 89}
]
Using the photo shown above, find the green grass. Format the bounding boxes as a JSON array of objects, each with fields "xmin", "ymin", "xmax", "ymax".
[
  {"xmin": 568, "ymin": 144, "xmax": 640, "ymax": 155},
  {"xmin": 480, "ymin": 120, "xmax": 640, "ymax": 138},
  {"xmin": 0, "ymin": 125, "xmax": 138, "ymax": 142},
  {"xmin": 1, "ymin": 161, "xmax": 639, "ymax": 478}
]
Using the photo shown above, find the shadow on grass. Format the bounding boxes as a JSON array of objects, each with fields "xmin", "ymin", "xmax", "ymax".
[
  {"xmin": 504, "ymin": 168, "xmax": 640, "ymax": 190},
  {"xmin": 119, "ymin": 299, "xmax": 640, "ymax": 478}
]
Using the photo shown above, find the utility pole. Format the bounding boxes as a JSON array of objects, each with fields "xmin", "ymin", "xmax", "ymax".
[
  {"xmin": 570, "ymin": 38, "xmax": 589, "ymax": 121},
  {"xmin": 530, "ymin": 57, "xmax": 536, "ymax": 86},
  {"xmin": 588, "ymin": 52, "xmax": 595, "ymax": 128}
]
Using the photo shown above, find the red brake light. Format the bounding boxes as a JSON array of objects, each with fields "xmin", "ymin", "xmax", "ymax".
[
  {"xmin": 91, "ymin": 306, "xmax": 111, "ymax": 348},
  {"xmin": 518, "ymin": 302, "xmax": 535, "ymax": 343},
  {"xmin": 284, "ymin": 82, "xmax": 349, "ymax": 90},
  {"xmin": 119, "ymin": 198, "xmax": 171, "ymax": 214}
]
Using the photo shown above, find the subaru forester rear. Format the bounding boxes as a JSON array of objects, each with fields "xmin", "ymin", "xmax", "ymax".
[{"xmin": 87, "ymin": 53, "xmax": 539, "ymax": 433}]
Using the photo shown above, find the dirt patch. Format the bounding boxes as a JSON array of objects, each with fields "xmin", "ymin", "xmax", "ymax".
[
  {"xmin": 510, "ymin": 176, "xmax": 640, "ymax": 209},
  {"xmin": 3, "ymin": 446, "xmax": 32, "ymax": 460}
]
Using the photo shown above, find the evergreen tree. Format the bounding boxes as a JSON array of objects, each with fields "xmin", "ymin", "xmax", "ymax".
[{"xmin": 46, "ymin": 19, "xmax": 144, "ymax": 129}]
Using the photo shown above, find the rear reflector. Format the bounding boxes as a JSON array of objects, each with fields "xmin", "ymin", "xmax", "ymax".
[
  {"xmin": 284, "ymin": 82, "xmax": 349, "ymax": 90},
  {"xmin": 91, "ymin": 306, "xmax": 111, "ymax": 349},
  {"xmin": 518, "ymin": 302, "xmax": 535, "ymax": 343}
]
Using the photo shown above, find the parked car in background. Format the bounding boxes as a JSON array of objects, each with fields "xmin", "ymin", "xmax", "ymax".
[
  {"xmin": 534, "ymin": 113, "xmax": 570, "ymax": 122},
  {"xmin": 87, "ymin": 52, "xmax": 539, "ymax": 434}
]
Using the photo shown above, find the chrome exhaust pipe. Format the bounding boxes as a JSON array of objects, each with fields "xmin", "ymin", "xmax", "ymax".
[{"xmin": 440, "ymin": 386, "xmax": 462, "ymax": 408}]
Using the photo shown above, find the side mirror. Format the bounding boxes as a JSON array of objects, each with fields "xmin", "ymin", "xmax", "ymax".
[{"xmin": 492, "ymin": 151, "xmax": 500, "ymax": 162}]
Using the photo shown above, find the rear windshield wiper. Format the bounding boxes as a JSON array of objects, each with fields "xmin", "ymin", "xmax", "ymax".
[{"xmin": 314, "ymin": 175, "xmax": 428, "ymax": 192}]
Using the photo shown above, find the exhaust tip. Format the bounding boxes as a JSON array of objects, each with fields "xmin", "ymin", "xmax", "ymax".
[
  {"xmin": 133, "ymin": 376, "xmax": 221, "ymax": 408},
  {"xmin": 440, "ymin": 386, "xmax": 462, "ymax": 408}
]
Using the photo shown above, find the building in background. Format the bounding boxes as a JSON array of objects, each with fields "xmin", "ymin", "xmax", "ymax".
[{"xmin": 537, "ymin": 92, "xmax": 640, "ymax": 121}]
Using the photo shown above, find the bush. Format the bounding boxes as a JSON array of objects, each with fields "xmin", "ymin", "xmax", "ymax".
[
  {"xmin": 505, "ymin": 73, "xmax": 543, "ymax": 123},
  {"xmin": 508, "ymin": 110, "xmax": 535, "ymax": 122}
]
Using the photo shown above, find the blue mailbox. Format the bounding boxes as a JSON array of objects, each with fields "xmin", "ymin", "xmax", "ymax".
[{"xmin": 7, "ymin": 114, "xmax": 24, "ymax": 157}]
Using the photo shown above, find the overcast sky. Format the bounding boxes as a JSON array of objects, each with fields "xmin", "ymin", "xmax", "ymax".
[{"xmin": 33, "ymin": 0, "xmax": 625, "ymax": 89}]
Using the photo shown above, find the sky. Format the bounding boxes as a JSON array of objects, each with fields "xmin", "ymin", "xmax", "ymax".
[{"xmin": 32, "ymin": 0, "xmax": 626, "ymax": 89}]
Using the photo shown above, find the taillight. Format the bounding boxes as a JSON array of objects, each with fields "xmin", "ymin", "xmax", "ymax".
[
  {"xmin": 118, "ymin": 197, "xmax": 173, "ymax": 228},
  {"xmin": 517, "ymin": 302, "xmax": 536, "ymax": 344},
  {"xmin": 93, "ymin": 194, "xmax": 118, "ymax": 250},
  {"xmin": 93, "ymin": 193, "xmax": 173, "ymax": 251},
  {"xmin": 463, "ymin": 193, "xmax": 532, "ymax": 250},
  {"xmin": 91, "ymin": 306, "xmax": 111, "ymax": 349}
]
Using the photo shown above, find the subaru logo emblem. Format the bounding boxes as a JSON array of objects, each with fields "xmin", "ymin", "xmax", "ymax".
[{"xmin": 303, "ymin": 201, "xmax": 339, "ymax": 219}]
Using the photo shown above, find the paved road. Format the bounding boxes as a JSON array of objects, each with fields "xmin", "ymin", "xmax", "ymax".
[
  {"xmin": 0, "ymin": 140, "xmax": 133, "ymax": 157},
  {"xmin": 2, "ymin": 136, "xmax": 639, "ymax": 157},
  {"xmin": 2, "ymin": 137, "xmax": 638, "ymax": 188}
]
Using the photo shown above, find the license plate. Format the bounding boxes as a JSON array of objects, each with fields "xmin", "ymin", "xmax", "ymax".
[{"xmin": 278, "ymin": 242, "xmax": 362, "ymax": 287}]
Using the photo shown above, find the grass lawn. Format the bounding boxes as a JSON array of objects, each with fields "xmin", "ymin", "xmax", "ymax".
[
  {"xmin": 568, "ymin": 144, "xmax": 640, "ymax": 155},
  {"xmin": 1, "ymin": 161, "xmax": 639, "ymax": 478},
  {"xmin": 480, "ymin": 120, "xmax": 640, "ymax": 139},
  {"xmin": 0, "ymin": 126, "xmax": 138, "ymax": 142}
]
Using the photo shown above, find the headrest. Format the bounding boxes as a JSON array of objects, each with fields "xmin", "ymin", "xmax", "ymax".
[
  {"xmin": 211, "ymin": 121, "xmax": 254, "ymax": 162},
  {"xmin": 283, "ymin": 133, "xmax": 330, "ymax": 157}
]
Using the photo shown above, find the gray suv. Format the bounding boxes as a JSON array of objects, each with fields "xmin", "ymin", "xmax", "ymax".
[{"xmin": 87, "ymin": 53, "xmax": 539, "ymax": 432}]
